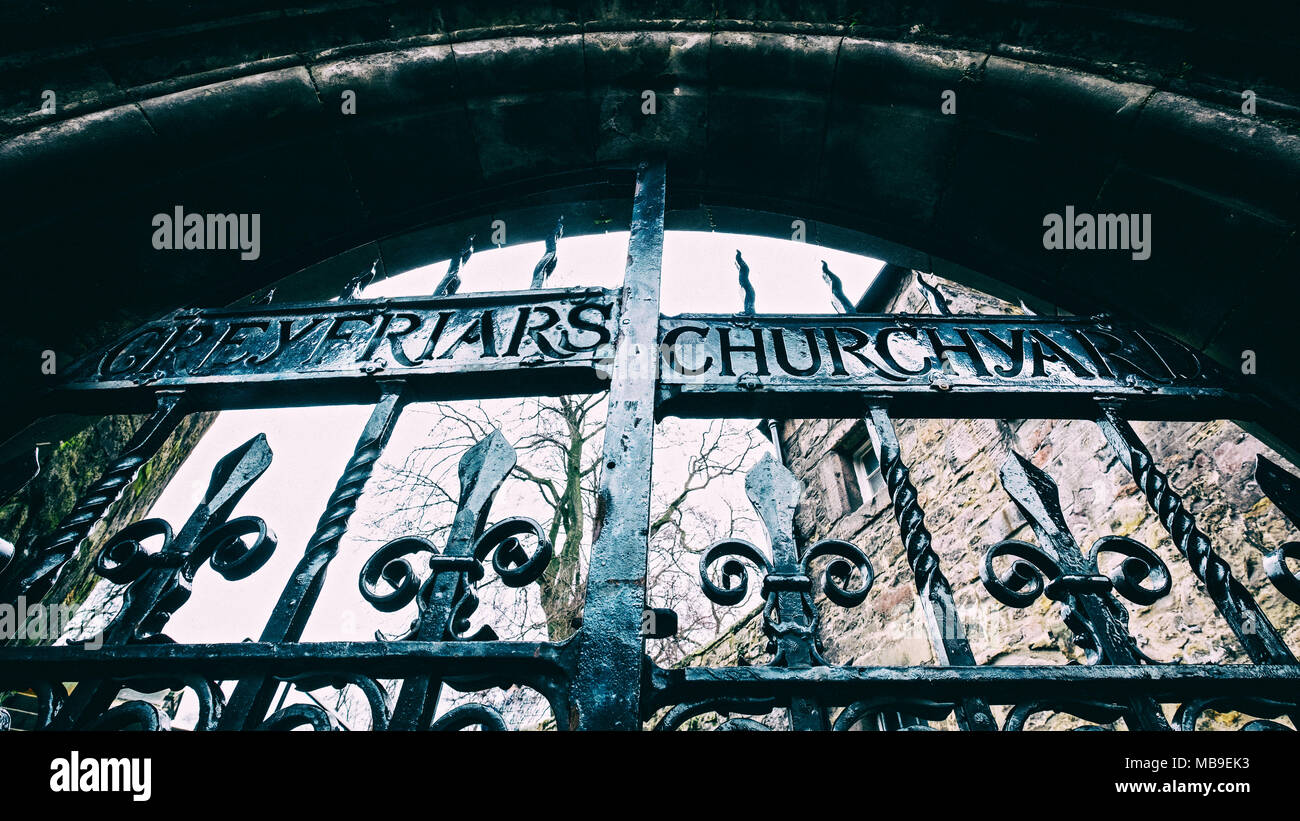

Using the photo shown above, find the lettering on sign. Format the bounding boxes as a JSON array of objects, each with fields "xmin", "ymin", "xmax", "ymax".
[
  {"xmin": 55, "ymin": 288, "xmax": 619, "ymax": 409},
  {"xmin": 657, "ymin": 315, "xmax": 1258, "ymax": 419}
]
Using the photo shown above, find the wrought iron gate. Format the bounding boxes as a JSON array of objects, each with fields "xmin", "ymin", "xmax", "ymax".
[{"xmin": 1, "ymin": 159, "xmax": 1298, "ymax": 731}]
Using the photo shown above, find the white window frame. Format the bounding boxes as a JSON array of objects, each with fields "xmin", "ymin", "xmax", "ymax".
[{"xmin": 849, "ymin": 423, "xmax": 885, "ymax": 509}]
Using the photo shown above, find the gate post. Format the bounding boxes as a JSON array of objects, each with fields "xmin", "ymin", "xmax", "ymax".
[{"xmin": 572, "ymin": 159, "xmax": 665, "ymax": 730}]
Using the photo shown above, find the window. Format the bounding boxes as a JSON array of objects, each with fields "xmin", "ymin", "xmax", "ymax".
[
  {"xmin": 830, "ymin": 423, "xmax": 885, "ymax": 516},
  {"xmin": 850, "ymin": 437, "xmax": 885, "ymax": 507}
]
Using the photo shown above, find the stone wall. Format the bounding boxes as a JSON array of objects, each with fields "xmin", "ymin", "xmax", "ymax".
[
  {"xmin": 0, "ymin": 410, "xmax": 216, "ymax": 630},
  {"xmin": 686, "ymin": 273, "xmax": 1300, "ymax": 730}
]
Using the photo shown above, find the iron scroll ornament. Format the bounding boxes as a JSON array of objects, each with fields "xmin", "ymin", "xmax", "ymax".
[
  {"xmin": 1252, "ymin": 455, "xmax": 1300, "ymax": 604},
  {"xmin": 980, "ymin": 535, "xmax": 1172, "ymax": 612},
  {"xmin": 662, "ymin": 453, "xmax": 875, "ymax": 730},
  {"xmin": 982, "ymin": 450, "xmax": 1173, "ymax": 666},
  {"xmin": 356, "ymin": 428, "xmax": 558, "ymax": 730},
  {"xmin": 697, "ymin": 454, "xmax": 875, "ymax": 668},
  {"xmin": 983, "ymin": 450, "xmax": 1173, "ymax": 730},
  {"xmin": 45, "ymin": 434, "xmax": 279, "ymax": 730},
  {"xmin": 359, "ymin": 516, "xmax": 553, "ymax": 642}
]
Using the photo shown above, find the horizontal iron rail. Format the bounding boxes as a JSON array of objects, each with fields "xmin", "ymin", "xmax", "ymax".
[
  {"xmin": 3, "ymin": 643, "xmax": 1296, "ymax": 706},
  {"xmin": 647, "ymin": 664, "xmax": 1300, "ymax": 706},
  {"xmin": 0, "ymin": 641, "xmax": 573, "ymax": 686}
]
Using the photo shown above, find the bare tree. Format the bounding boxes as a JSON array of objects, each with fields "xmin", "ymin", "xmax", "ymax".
[{"xmin": 363, "ymin": 395, "xmax": 765, "ymax": 662}]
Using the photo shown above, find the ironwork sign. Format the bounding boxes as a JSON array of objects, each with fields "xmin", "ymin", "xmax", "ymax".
[
  {"xmin": 3, "ymin": 159, "xmax": 1299, "ymax": 733},
  {"xmin": 657, "ymin": 313, "xmax": 1262, "ymax": 420},
  {"xmin": 50, "ymin": 287, "xmax": 619, "ymax": 412}
]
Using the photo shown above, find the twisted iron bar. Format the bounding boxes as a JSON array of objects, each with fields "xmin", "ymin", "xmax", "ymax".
[
  {"xmin": 220, "ymin": 381, "xmax": 407, "ymax": 729},
  {"xmin": 1096, "ymin": 406, "xmax": 1296, "ymax": 664},
  {"xmin": 866, "ymin": 403, "xmax": 997, "ymax": 731},
  {"xmin": 305, "ymin": 387, "xmax": 404, "ymax": 561},
  {"xmin": 0, "ymin": 391, "xmax": 186, "ymax": 607}
]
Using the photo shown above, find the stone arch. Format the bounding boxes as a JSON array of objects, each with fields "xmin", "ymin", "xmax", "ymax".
[{"xmin": 2, "ymin": 3, "xmax": 1297, "ymax": 441}]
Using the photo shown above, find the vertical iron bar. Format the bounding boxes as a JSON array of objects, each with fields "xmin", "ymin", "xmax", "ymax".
[
  {"xmin": 866, "ymin": 401, "xmax": 997, "ymax": 731},
  {"xmin": 386, "ymin": 429, "xmax": 516, "ymax": 730},
  {"xmin": 1095, "ymin": 405, "xmax": 1297, "ymax": 664},
  {"xmin": 571, "ymin": 159, "xmax": 665, "ymax": 730},
  {"xmin": 0, "ymin": 390, "xmax": 187, "ymax": 607},
  {"xmin": 220, "ymin": 381, "xmax": 408, "ymax": 729},
  {"xmin": 745, "ymin": 456, "xmax": 826, "ymax": 729}
]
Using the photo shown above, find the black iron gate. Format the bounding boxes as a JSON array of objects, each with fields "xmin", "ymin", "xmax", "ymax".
[{"xmin": 1, "ymin": 160, "xmax": 1298, "ymax": 731}]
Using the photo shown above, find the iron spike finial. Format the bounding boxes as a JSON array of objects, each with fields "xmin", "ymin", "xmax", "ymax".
[
  {"xmin": 341, "ymin": 260, "xmax": 378, "ymax": 301},
  {"xmin": 530, "ymin": 217, "xmax": 564, "ymax": 289},
  {"xmin": 997, "ymin": 450, "xmax": 1070, "ymax": 547},
  {"xmin": 744, "ymin": 453, "xmax": 803, "ymax": 564},
  {"xmin": 203, "ymin": 432, "xmax": 274, "ymax": 516},
  {"xmin": 735, "ymin": 250, "xmax": 756, "ymax": 315},
  {"xmin": 821, "ymin": 260, "xmax": 855, "ymax": 314},
  {"xmin": 434, "ymin": 234, "xmax": 476, "ymax": 297},
  {"xmin": 917, "ymin": 273, "xmax": 953, "ymax": 316}
]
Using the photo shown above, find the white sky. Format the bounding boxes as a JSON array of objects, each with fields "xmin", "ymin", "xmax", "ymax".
[{"xmin": 64, "ymin": 229, "xmax": 883, "ymax": 727}]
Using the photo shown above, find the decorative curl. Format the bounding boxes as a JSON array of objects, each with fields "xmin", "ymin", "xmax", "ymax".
[
  {"xmin": 801, "ymin": 539, "xmax": 874, "ymax": 607},
  {"xmin": 716, "ymin": 718, "xmax": 772, "ymax": 731},
  {"xmin": 359, "ymin": 536, "xmax": 434, "ymax": 612},
  {"xmin": 1090, "ymin": 535, "xmax": 1171, "ymax": 605},
  {"xmin": 473, "ymin": 517, "xmax": 552, "ymax": 588},
  {"xmin": 1262, "ymin": 541, "xmax": 1300, "ymax": 605},
  {"xmin": 656, "ymin": 697, "xmax": 780, "ymax": 731},
  {"xmin": 429, "ymin": 703, "xmax": 509, "ymax": 731},
  {"xmin": 257, "ymin": 704, "xmax": 338, "ymax": 731},
  {"xmin": 833, "ymin": 699, "xmax": 955, "ymax": 731},
  {"xmin": 699, "ymin": 539, "xmax": 772, "ymax": 606},
  {"xmin": 199, "ymin": 516, "xmax": 278, "ymax": 581},
  {"xmin": 281, "ymin": 673, "xmax": 391, "ymax": 731},
  {"xmin": 84, "ymin": 701, "xmax": 170, "ymax": 731},
  {"xmin": 1173, "ymin": 698, "xmax": 1297, "ymax": 732},
  {"xmin": 95, "ymin": 519, "xmax": 174, "ymax": 584},
  {"xmin": 980, "ymin": 539, "xmax": 1063, "ymax": 608},
  {"xmin": 1003, "ymin": 700, "xmax": 1127, "ymax": 731}
]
